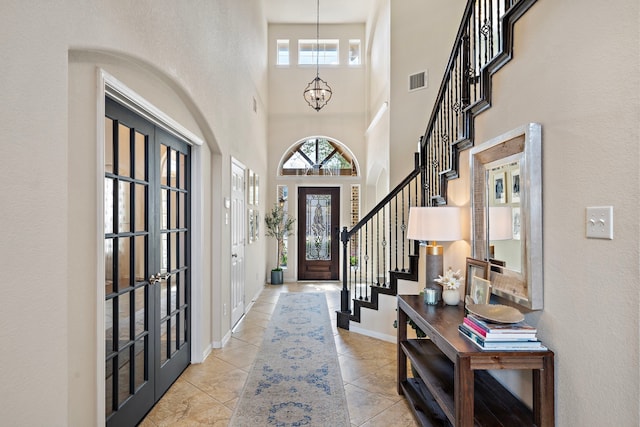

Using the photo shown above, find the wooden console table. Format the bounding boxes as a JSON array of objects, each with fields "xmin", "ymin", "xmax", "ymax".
[{"xmin": 397, "ymin": 294, "xmax": 554, "ymax": 426}]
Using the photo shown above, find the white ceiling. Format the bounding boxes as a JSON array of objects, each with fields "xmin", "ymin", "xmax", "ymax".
[{"xmin": 264, "ymin": 0, "xmax": 373, "ymax": 24}]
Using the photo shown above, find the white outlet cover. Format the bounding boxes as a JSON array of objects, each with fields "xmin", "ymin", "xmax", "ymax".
[{"xmin": 586, "ymin": 206, "xmax": 613, "ymax": 239}]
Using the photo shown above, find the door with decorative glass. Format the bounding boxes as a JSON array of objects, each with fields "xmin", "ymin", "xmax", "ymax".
[
  {"xmin": 104, "ymin": 98, "xmax": 191, "ymax": 426},
  {"xmin": 297, "ymin": 187, "xmax": 340, "ymax": 280}
]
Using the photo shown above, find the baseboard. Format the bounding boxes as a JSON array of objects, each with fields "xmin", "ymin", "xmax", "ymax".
[
  {"xmin": 212, "ymin": 330, "xmax": 231, "ymax": 350},
  {"xmin": 195, "ymin": 344, "xmax": 212, "ymax": 363},
  {"xmin": 349, "ymin": 324, "xmax": 397, "ymax": 344}
]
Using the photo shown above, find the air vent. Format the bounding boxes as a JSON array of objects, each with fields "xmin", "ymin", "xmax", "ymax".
[{"xmin": 409, "ymin": 70, "xmax": 428, "ymax": 92}]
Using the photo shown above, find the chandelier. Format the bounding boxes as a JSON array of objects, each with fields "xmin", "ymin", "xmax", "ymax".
[{"xmin": 303, "ymin": 0, "xmax": 332, "ymax": 111}]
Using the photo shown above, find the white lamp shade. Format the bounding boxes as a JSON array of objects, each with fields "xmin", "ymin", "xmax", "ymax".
[
  {"xmin": 489, "ymin": 206, "xmax": 513, "ymax": 240},
  {"xmin": 406, "ymin": 207, "xmax": 462, "ymax": 242}
]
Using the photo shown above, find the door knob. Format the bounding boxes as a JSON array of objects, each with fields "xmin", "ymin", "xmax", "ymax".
[{"xmin": 149, "ymin": 271, "xmax": 173, "ymax": 285}]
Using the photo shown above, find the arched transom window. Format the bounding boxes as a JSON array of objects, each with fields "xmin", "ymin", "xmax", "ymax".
[{"xmin": 279, "ymin": 137, "xmax": 358, "ymax": 176}]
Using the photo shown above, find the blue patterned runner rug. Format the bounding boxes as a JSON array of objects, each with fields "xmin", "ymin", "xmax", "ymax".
[{"xmin": 229, "ymin": 292, "xmax": 350, "ymax": 426}]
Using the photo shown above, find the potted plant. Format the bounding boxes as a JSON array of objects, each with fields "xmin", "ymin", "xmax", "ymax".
[{"xmin": 264, "ymin": 203, "xmax": 295, "ymax": 284}]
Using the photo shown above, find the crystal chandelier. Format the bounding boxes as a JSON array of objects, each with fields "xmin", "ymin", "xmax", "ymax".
[{"xmin": 303, "ymin": 0, "xmax": 332, "ymax": 111}]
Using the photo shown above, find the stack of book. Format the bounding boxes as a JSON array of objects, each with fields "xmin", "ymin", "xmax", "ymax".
[{"xmin": 458, "ymin": 314, "xmax": 548, "ymax": 351}]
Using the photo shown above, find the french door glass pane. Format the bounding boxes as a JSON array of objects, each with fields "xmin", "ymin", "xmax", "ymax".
[
  {"xmin": 160, "ymin": 145, "xmax": 168, "ymax": 186},
  {"xmin": 305, "ymin": 194, "xmax": 331, "ymax": 260},
  {"xmin": 134, "ymin": 184, "xmax": 146, "ymax": 231},
  {"xmin": 134, "ymin": 286, "xmax": 145, "ymax": 337},
  {"xmin": 170, "ymin": 233, "xmax": 177, "ymax": 271},
  {"xmin": 118, "ymin": 348, "xmax": 131, "ymax": 404},
  {"xmin": 169, "ymin": 150, "xmax": 177, "ymax": 188},
  {"xmin": 160, "ymin": 280, "xmax": 168, "ymax": 319},
  {"xmin": 170, "ymin": 190, "xmax": 177, "ymax": 229},
  {"xmin": 177, "ymin": 271, "xmax": 185, "ymax": 306},
  {"xmin": 161, "ymin": 189, "xmax": 168, "ymax": 230},
  {"xmin": 170, "ymin": 278, "xmax": 177, "ymax": 313},
  {"xmin": 105, "ymin": 118, "xmax": 113, "ymax": 174},
  {"xmin": 134, "ymin": 131, "xmax": 146, "ymax": 181},
  {"xmin": 134, "ymin": 235, "xmax": 145, "ymax": 284},
  {"xmin": 105, "ymin": 298, "xmax": 113, "ymax": 348},
  {"xmin": 178, "ymin": 232, "xmax": 185, "ymax": 266},
  {"xmin": 105, "ymin": 239, "xmax": 114, "ymax": 294},
  {"xmin": 105, "ymin": 358, "xmax": 114, "ymax": 417},
  {"xmin": 178, "ymin": 153, "xmax": 185, "ymax": 189},
  {"xmin": 118, "ymin": 181, "xmax": 131, "ymax": 233},
  {"xmin": 161, "ymin": 234, "xmax": 168, "ymax": 273},
  {"xmin": 134, "ymin": 338, "xmax": 146, "ymax": 391},
  {"xmin": 118, "ymin": 237, "xmax": 131, "ymax": 290},
  {"xmin": 105, "ymin": 178, "xmax": 114, "ymax": 234},
  {"xmin": 170, "ymin": 315, "xmax": 178, "ymax": 355},
  {"xmin": 119, "ymin": 293, "xmax": 131, "ymax": 342},
  {"xmin": 178, "ymin": 192, "xmax": 185, "ymax": 228},
  {"xmin": 118, "ymin": 124, "xmax": 131, "ymax": 177},
  {"xmin": 160, "ymin": 321, "xmax": 168, "ymax": 364}
]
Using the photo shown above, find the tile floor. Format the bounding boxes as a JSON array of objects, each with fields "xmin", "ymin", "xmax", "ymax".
[{"xmin": 139, "ymin": 282, "xmax": 418, "ymax": 426}]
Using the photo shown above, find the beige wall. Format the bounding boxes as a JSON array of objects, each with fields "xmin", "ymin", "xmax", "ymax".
[
  {"xmin": 1, "ymin": 1, "xmax": 268, "ymax": 426},
  {"xmin": 389, "ymin": 0, "xmax": 467, "ymax": 187},
  {"xmin": 447, "ymin": 0, "xmax": 640, "ymax": 425}
]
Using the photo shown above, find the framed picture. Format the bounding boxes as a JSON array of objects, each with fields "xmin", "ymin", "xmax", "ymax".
[
  {"xmin": 248, "ymin": 170, "xmax": 255, "ymax": 205},
  {"xmin": 253, "ymin": 210, "xmax": 260, "ymax": 241},
  {"xmin": 491, "ymin": 171, "xmax": 506, "ymax": 204},
  {"xmin": 470, "ymin": 276, "xmax": 492, "ymax": 305},
  {"xmin": 248, "ymin": 208, "xmax": 255, "ymax": 243},
  {"xmin": 254, "ymin": 174, "xmax": 260, "ymax": 205},
  {"xmin": 510, "ymin": 168, "xmax": 521, "ymax": 203},
  {"xmin": 465, "ymin": 257, "xmax": 489, "ymax": 296}
]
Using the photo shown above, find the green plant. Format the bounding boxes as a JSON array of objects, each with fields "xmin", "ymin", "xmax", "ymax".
[
  {"xmin": 264, "ymin": 204, "xmax": 295, "ymax": 271},
  {"xmin": 349, "ymin": 255, "xmax": 358, "ymax": 266}
]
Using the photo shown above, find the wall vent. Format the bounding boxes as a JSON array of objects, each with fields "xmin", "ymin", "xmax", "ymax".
[{"xmin": 408, "ymin": 70, "xmax": 427, "ymax": 92}]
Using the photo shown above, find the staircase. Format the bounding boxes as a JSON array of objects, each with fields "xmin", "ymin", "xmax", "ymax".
[{"xmin": 337, "ymin": 0, "xmax": 538, "ymax": 331}]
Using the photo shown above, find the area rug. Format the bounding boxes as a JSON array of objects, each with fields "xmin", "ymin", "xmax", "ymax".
[{"xmin": 229, "ymin": 292, "xmax": 350, "ymax": 426}]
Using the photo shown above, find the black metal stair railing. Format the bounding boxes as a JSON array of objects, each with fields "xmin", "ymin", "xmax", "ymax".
[
  {"xmin": 336, "ymin": 0, "xmax": 537, "ymax": 330},
  {"xmin": 422, "ymin": 0, "xmax": 537, "ymax": 204},
  {"xmin": 337, "ymin": 153, "xmax": 421, "ymax": 329}
]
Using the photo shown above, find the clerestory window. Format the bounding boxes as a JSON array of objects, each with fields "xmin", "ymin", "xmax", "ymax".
[{"xmin": 298, "ymin": 40, "xmax": 339, "ymax": 65}]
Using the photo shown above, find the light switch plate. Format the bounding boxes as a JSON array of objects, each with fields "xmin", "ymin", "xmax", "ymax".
[{"xmin": 586, "ymin": 206, "xmax": 613, "ymax": 239}]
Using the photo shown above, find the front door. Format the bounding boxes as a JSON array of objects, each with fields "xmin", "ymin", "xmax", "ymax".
[
  {"xmin": 104, "ymin": 98, "xmax": 191, "ymax": 426},
  {"xmin": 297, "ymin": 187, "xmax": 340, "ymax": 280},
  {"xmin": 230, "ymin": 160, "xmax": 246, "ymax": 326}
]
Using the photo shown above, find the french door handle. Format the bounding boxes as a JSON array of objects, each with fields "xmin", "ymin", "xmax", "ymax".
[{"xmin": 149, "ymin": 271, "xmax": 173, "ymax": 285}]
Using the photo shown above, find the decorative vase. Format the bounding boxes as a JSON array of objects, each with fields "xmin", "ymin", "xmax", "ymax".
[
  {"xmin": 442, "ymin": 289, "xmax": 460, "ymax": 305},
  {"xmin": 270, "ymin": 269, "xmax": 283, "ymax": 285}
]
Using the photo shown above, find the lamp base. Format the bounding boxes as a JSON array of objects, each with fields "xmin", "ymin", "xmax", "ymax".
[{"xmin": 425, "ymin": 248, "xmax": 444, "ymax": 303}]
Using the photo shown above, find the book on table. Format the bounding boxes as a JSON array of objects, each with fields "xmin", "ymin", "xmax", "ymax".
[
  {"xmin": 464, "ymin": 314, "xmax": 537, "ymax": 334},
  {"xmin": 458, "ymin": 324, "xmax": 548, "ymax": 351},
  {"xmin": 462, "ymin": 317, "xmax": 537, "ymax": 340}
]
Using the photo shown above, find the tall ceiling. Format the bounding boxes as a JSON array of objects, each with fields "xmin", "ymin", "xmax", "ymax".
[{"xmin": 264, "ymin": 0, "xmax": 373, "ymax": 24}]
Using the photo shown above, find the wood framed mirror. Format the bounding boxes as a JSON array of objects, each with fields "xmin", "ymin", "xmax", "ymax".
[{"xmin": 470, "ymin": 123, "xmax": 543, "ymax": 310}]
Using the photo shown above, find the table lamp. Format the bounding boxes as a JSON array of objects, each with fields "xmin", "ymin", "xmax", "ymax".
[{"xmin": 407, "ymin": 207, "xmax": 462, "ymax": 301}]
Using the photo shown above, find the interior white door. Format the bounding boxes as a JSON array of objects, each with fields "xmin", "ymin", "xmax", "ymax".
[{"xmin": 230, "ymin": 160, "xmax": 246, "ymax": 326}]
